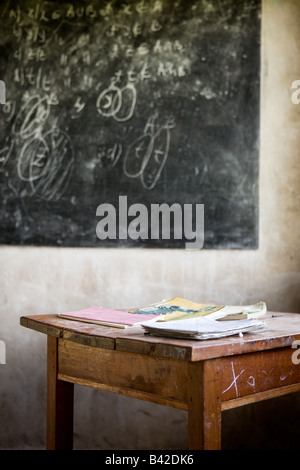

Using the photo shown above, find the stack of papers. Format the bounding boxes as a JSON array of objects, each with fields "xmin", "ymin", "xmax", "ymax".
[
  {"xmin": 141, "ymin": 316, "xmax": 267, "ymax": 340},
  {"xmin": 136, "ymin": 297, "xmax": 267, "ymax": 340}
]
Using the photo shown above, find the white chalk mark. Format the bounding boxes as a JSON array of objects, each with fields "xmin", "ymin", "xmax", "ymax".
[
  {"xmin": 0, "ymin": 139, "xmax": 14, "ymax": 171},
  {"xmin": 262, "ymin": 368, "xmax": 274, "ymax": 385},
  {"xmin": 222, "ymin": 362, "xmax": 245, "ymax": 397},
  {"xmin": 123, "ymin": 112, "xmax": 175, "ymax": 190},
  {"xmin": 96, "ymin": 81, "xmax": 137, "ymax": 122},
  {"xmin": 17, "ymin": 128, "xmax": 74, "ymax": 201},
  {"xmin": 247, "ymin": 376, "xmax": 255, "ymax": 387},
  {"xmin": 12, "ymin": 95, "xmax": 50, "ymax": 139}
]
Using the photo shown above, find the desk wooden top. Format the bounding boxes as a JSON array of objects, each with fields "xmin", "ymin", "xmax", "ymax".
[{"xmin": 20, "ymin": 312, "xmax": 300, "ymax": 362}]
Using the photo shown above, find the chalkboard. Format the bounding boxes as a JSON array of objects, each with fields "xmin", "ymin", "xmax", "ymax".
[{"xmin": 0, "ymin": 0, "xmax": 261, "ymax": 249}]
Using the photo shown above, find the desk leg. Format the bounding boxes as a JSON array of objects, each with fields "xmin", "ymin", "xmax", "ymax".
[
  {"xmin": 187, "ymin": 359, "xmax": 221, "ymax": 450},
  {"xmin": 47, "ymin": 336, "xmax": 74, "ymax": 450}
]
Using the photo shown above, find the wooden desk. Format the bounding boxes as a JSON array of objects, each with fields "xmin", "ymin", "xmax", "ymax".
[{"xmin": 20, "ymin": 312, "xmax": 300, "ymax": 450}]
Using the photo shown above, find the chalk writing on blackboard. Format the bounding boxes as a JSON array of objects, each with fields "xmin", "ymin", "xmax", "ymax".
[
  {"xmin": 96, "ymin": 79, "xmax": 137, "ymax": 123},
  {"xmin": 0, "ymin": 0, "xmax": 261, "ymax": 248},
  {"xmin": 2, "ymin": 93, "xmax": 74, "ymax": 201},
  {"xmin": 123, "ymin": 112, "xmax": 175, "ymax": 190}
]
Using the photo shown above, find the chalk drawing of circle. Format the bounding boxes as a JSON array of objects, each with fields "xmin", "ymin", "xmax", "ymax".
[
  {"xmin": 18, "ymin": 129, "xmax": 74, "ymax": 201},
  {"xmin": 114, "ymin": 84, "xmax": 137, "ymax": 122},
  {"xmin": 34, "ymin": 129, "xmax": 74, "ymax": 201},
  {"xmin": 123, "ymin": 133, "xmax": 153, "ymax": 179},
  {"xmin": 17, "ymin": 134, "xmax": 48, "ymax": 182},
  {"xmin": 96, "ymin": 85, "xmax": 122, "ymax": 117},
  {"xmin": 141, "ymin": 127, "xmax": 170, "ymax": 190},
  {"xmin": 12, "ymin": 95, "xmax": 50, "ymax": 139}
]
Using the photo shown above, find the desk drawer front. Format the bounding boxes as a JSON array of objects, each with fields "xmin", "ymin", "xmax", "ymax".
[{"xmin": 58, "ymin": 338, "xmax": 190, "ymax": 408}]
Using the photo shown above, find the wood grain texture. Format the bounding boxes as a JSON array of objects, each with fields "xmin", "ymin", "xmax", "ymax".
[
  {"xmin": 58, "ymin": 338, "xmax": 189, "ymax": 409},
  {"xmin": 20, "ymin": 310, "xmax": 300, "ymax": 450},
  {"xmin": 220, "ymin": 347, "xmax": 300, "ymax": 402},
  {"xmin": 20, "ymin": 312, "xmax": 300, "ymax": 361},
  {"xmin": 222, "ymin": 383, "xmax": 300, "ymax": 411},
  {"xmin": 187, "ymin": 359, "xmax": 222, "ymax": 450},
  {"xmin": 47, "ymin": 336, "xmax": 74, "ymax": 450}
]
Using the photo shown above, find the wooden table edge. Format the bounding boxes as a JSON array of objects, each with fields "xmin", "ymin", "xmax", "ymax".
[
  {"xmin": 20, "ymin": 312, "xmax": 300, "ymax": 361},
  {"xmin": 20, "ymin": 315, "xmax": 115, "ymax": 350}
]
